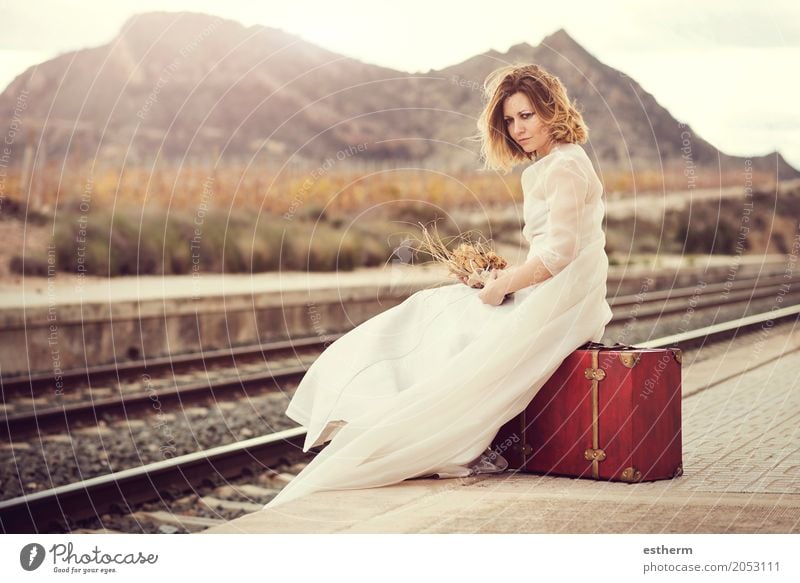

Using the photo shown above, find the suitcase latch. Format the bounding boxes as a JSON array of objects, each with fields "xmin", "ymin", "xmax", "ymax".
[
  {"xmin": 584, "ymin": 448, "xmax": 607, "ymax": 462},
  {"xmin": 584, "ymin": 367, "xmax": 606, "ymax": 381}
]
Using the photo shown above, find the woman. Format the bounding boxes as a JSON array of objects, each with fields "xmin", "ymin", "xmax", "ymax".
[{"xmin": 263, "ymin": 63, "xmax": 612, "ymax": 509}]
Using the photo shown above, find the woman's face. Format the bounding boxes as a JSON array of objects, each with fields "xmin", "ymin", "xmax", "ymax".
[{"xmin": 502, "ymin": 91, "xmax": 554, "ymax": 156}]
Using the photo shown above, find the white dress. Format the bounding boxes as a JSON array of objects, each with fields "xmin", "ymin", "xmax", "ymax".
[{"xmin": 264, "ymin": 142, "xmax": 613, "ymax": 509}]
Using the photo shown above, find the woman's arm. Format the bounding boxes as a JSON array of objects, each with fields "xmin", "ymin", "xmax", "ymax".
[
  {"xmin": 494, "ymin": 257, "xmax": 553, "ymax": 294},
  {"xmin": 479, "ymin": 158, "xmax": 590, "ymax": 304},
  {"xmin": 529, "ymin": 158, "xmax": 590, "ymax": 278},
  {"xmin": 475, "ymin": 259, "xmax": 551, "ymax": 305}
]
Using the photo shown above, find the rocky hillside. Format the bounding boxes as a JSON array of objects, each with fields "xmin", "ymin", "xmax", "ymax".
[{"xmin": 1, "ymin": 11, "xmax": 796, "ymax": 180}]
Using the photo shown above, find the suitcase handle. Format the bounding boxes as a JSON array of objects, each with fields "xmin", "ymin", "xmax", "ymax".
[{"xmin": 578, "ymin": 340, "xmax": 639, "ymax": 350}]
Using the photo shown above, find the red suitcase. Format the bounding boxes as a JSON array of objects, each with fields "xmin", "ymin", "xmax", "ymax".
[{"xmin": 492, "ymin": 341, "xmax": 683, "ymax": 482}]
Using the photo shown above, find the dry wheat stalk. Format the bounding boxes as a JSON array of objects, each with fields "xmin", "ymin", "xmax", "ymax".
[{"xmin": 413, "ymin": 222, "xmax": 510, "ymax": 289}]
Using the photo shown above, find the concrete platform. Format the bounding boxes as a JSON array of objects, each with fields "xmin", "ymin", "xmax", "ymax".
[{"xmin": 201, "ymin": 320, "xmax": 800, "ymax": 534}]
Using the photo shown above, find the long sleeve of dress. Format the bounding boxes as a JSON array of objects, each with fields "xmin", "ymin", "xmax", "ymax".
[{"xmin": 529, "ymin": 158, "xmax": 590, "ymax": 277}]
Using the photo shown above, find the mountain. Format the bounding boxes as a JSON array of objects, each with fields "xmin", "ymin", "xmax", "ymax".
[
  {"xmin": 432, "ymin": 29, "xmax": 798, "ymax": 179},
  {"xmin": 1, "ymin": 12, "xmax": 797, "ymax": 181}
]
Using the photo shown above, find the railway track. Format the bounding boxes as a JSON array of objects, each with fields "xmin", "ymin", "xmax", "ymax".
[
  {"xmin": 2, "ymin": 303, "xmax": 798, "ymax": 534},
  {"xmin": 2, "ymin": 274, "xmax": 796, "ymax": 442},
  {"xmin": 1, "ymin": 274, "xmax": 788, "ymax": 393}
]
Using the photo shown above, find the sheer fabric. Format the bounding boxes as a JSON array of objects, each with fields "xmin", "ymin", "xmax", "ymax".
[{"xmin": 528, "ymin": 157, "xmax": 596, "ymax": 276}]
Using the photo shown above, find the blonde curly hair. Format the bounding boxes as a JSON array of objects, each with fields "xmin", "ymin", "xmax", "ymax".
[{"xmin": 475, "ymin": 63, "xmax": 588, "ymax": 173}]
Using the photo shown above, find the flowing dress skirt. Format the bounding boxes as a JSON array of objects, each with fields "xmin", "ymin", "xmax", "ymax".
[{"xmin": 264, "ymin": 236, "xmax": 613, "ymax": 508}]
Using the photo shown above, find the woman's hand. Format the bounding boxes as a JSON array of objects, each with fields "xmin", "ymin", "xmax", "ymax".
[
  {"xmin": 457, "ymin": 271, "xmax": 494, "ymax": 288},
  {"xmin": 459, "ymin": 267, "xmax": 511, "ymax": 288},
  {"xmin": 478, "ymin": 271, "xmax": 510, "ymax": 306}
]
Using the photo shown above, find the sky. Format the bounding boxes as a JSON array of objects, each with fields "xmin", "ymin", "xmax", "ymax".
[{"xmin": 2, "ymin": 0, "xmax": 799, "ymax": 168}]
